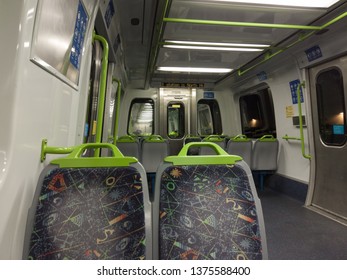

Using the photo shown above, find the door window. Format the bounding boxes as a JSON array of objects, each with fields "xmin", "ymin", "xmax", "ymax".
[
  {"xmin": 197, "ymin": 99, "xmax": 222, "ymax": 135},
  {"xmin": 316, "ymin": 68, "xmax": 346, "ymax": 146},
  {"xmin": 167, "ymin": 102, "xmax": 185, "ymax": 139},
  {"xmin": 127, "ymin": 98, "xmax": 154, "ymax": 136}
]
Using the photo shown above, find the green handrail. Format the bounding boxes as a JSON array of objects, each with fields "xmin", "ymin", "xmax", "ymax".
[
  {"xmin": 161, "ymin": 9, "xmax": 347, "ymax": 77},
  {"xmin": 41, "ymin": 33, "xmax": 109, "ymax": 161},
  {"xmin": 92, "ymin": 33, "xmax": 109, "ymax": 156},
  {"xmin": 163, "ymin": 17, "xmax": 321, "ymax": 30},
  {"xmin": 40, "ymin": 139, "xmax": 75, "ymax": 162},
  {"xmin": 112, "ymin": 78, "xmax": 121, "ymax": 145},
  {"xmin": 282, "ymin": 82, "xmax": 311, "ymax": 160}
]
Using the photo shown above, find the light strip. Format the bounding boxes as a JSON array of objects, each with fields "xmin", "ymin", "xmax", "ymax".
[
  {"xmin": 163, "ymin": 44, "xmax": 264, "ymax": 52},
  {"xmin": 207, "ymin": 0, "xmax": 340, "ymax": 8},
  {"xmin": 166, "ymin": 40, "xmax": 270, "ymax": 48},
  {"xmin": 157, "ymin": 67, "xmax": 233, "ymax": 73}
]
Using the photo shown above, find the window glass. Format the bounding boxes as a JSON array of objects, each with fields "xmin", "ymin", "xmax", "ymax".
[
  {"xmin": 239, "ymin": 88, "xmax": 276, "ymax": 138},
  {"xmin": 316, "ymin": 68, "xmax": 346, "ymax": 146},
  {"xmin": 167, "ymin": 102, "xmax": 185, "ymax": 139},
  {"xmin": 127, "ymin": 98, "xmax": 154, "ymax": 136},
  {"xmin": 197, "ymin": 99, "xmax": 222, "ymax": 135}
]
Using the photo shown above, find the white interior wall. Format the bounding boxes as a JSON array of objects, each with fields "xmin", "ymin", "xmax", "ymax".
[{"xmin": 0, "ymin": 0, "xmax": 98, "ymax": 259}]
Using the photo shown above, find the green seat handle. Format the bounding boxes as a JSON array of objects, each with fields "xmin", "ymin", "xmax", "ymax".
[
  {"xmin": 203, "ymin": 135, "xmax": 224, "ymax": 142},
  {"xmin": 51, "ymin": 143, "xmax": 137, "ymax": 168},
  {"xmin": 165, "ymin": 142, "xmax": 242, "ymax": 165},
  {"xmin": 179, "ymin": 142, "xmax": 228, "ymax": 156},
  {"xmin": 231, "ymin": 134, "xmax": 250, "ymax": 142},
  {"xmin": 117, "ymin": 135, "xmax": 137, "ymax": 143},
  {"xmin": 145, "ymin": 135, "xmax": 165, "ymax": 142},
  {"xmin": 259, "ymin": 135, "xmax": 277, "ymax": 142}
]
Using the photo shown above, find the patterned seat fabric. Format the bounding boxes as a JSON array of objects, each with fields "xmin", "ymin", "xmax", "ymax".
[
  {"xmin": 26, "ymin": 166, "xmax": 146, "ymax": 260},
  {"xmin": 158, "ymin": 164, "xmax": 263, "ymax": 260}
]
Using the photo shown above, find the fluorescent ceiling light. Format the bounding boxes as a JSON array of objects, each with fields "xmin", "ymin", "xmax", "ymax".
[
  {"xmin": 208, "ymin": 0, "xmax": 340, "ymax": 8},
  {"xmin": 166, "ymin": 40, "xmax": 270, "ymax": 48},
  {"xmin": 157, "ymin": 67, "xmax": 233, "ymax": 73},
  {"xmin": 163, "ymin": 45, "xmax": 264, "ymax": 52}
]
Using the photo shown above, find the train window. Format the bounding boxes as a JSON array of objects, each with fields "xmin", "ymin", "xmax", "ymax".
[
  {"xmin": 167, "ymin": 102, "xmax": 185, "ymax": 139},
  {"xmin": 197, "ymin": 99, "xmax": 222, "ymax": 135},
  {"xmin": 239, "ymin": 88, "xmax": 276, "ymax": 138},
  {"xmin": 316, "ymin": 68, "xmax": 346, "ymax": 146},
  {"xmin": 127, "ymin": 98, "xmax": 154, "ymax": 136}
]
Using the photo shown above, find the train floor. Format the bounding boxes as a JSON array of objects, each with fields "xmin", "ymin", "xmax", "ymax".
[{"xmin": 258, "ymin": 188, "xmax": 347, "ymax": 260}]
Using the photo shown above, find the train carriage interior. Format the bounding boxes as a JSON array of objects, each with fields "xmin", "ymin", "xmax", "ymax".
[{"xmin": 2, "ymin": 0, "xmax": 347, "ymax": 260}]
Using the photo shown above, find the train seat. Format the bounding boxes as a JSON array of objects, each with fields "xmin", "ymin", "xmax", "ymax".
[
  {"xmin": 153, "ymin": 142, "xmax": 267, "ymax": 260},
  {"xmin": 140, "ymin": 135, "xmax": 169, "ymax": 173},
  {"xmin": 141, "ymin": 135, "xmax": 169, "ymax": 198},
  {"xmin": 116, "ymin": 135, "xmax": 140, "ymax": 160},
  {"xmin": 23, "ymin": 143, "xmax": 151, "ymax": 260},
  {"xmin": 200, "ymin": 135, "xmax": 226, "ymax": 155},
  {"xmin": 226, "ymin": 134, "xmax": 252, "ymax": 167},
  {"xmin": 251, "ymin": 135, "xmax": 279, "ymax": 190}
]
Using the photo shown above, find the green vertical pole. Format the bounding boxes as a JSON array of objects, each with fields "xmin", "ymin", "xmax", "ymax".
[{"xmin": 92, "ymin": 32, "xmax": 109, "ymax": 156}]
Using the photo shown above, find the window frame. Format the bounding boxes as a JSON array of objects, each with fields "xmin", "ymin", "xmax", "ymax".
[
  {"xmin": 197, "ymin": 99, "xmax": 222, "ymax": 136},
  {"xmin": 127, "ymin": 98, "xmax": 155, "ymax": 137}
]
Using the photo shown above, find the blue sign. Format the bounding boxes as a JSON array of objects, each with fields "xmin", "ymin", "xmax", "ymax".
[
  {"xmin": 305, "ymin": 45, "xmax": 323, "ymax": 62},
  {"xmin": 289, "ymin": 79, "xmax": 304, "ymax": 104},
  {"xmin": 257, "ymin": 71, "xmax": 268, "ymax": 81},
  {"xmin": 333, "ymin": 124, "xmax": 345, "ymax": 135},
  {"xmin": 204, "ymin": 91, "xmax": 214, "ymax": 99},
  {"xmin": 104, "ymin": 0, "xmax": 115, "ymax": 28},
  {"xmin": 70, "ymin": 1, "xmax": 88, "ymax": 70}
]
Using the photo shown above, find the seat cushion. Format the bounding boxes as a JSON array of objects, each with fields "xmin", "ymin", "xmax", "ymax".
[
  {"xmin": 26, "ymin": 166, "xmax": 146, "ymax": 260},
  {"xmin": 158, "ymin": 164, "xmax": 263, "ymax": 260}
]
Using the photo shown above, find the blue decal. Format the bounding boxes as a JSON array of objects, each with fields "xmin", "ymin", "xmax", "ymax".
[
  {"xmin": 70, "ymin": 1, "xmax": 89, "ymax": 70},
  {"xmin": 333, "ymin": 125, "xmax": 344, "ymax": 135},
  {"xmin": 289, "ymin": 79, "xmax": 304, "ymax": 105},
  {"xmin": 104, "ymin": 0, "xmax": 115, "ymax": 29},
  {"xmin": 305, "ymin": 45, "xmax": 323, "ymax": 62},
  {"xmin": 204, "ymin": 91, "xmax": 214, "ymax": 99},
  {"xmin": 257, "ymin": 71, "xmax": 267, "ymax": 81}
]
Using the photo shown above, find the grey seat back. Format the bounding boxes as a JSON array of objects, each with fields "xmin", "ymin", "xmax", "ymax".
[
  {"xmin": 141, "ymin": 135, "xmax": 169, "ymax": 173},
  {"xmin": 226, "ymin": 135, "xmax": 252, "ymax": 167},
  {"xmin": 117, "ymin": 135, "xmax": 140, "ymax": 160},
  {"xmin": 251, "ymin": 135, "xmax": 279, "ymax": 171}
]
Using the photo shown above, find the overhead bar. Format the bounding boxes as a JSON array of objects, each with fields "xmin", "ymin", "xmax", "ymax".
[
  {"xmin": 163, "ymin": 17, "xmax": 322, "ymax": 30},
  {"xmin": 237, "ymin": 11, "xmax": 347, "ymax": 75}
]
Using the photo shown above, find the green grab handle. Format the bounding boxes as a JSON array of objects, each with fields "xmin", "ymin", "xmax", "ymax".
[
  {"xmin": 117, "ymin": 135, "xmax": 137, "ymax": 143},
  {"xmin": 232, "ymin": 134, "xmax": 250, "ymax": 142},
  {"xmin": 259, "ymin": 135, "xmax": 277, "ymax": 142},
  {"xmin": 50, "ymin": 143, "xmax": 138, "ymax": 168},
  {"xmin": 179, "ymin": 142, "xmax": 228, "ymax": 156},
  {"xmin": 164, "ymin": 142, "xmax": 242, "ymax": 166},
  {"xmin": 40, "ymin": 139, "xmax": 75, "ymax": 162},
  {"xmin": 145, "ymin": 135, "xmax": 165, "ymax": 142},
  {"xmin": 203, "ymin": 135, "xmax": 224, "ymax": 142}
]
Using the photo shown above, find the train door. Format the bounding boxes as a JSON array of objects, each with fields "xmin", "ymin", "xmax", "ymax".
[
  {"xmin": 159, "ymin": 88, "xmax": 197, "ymax": 155},
  {"xmin": 309, "ymin": 56, "xmax": 347, "ymax": 221}
]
